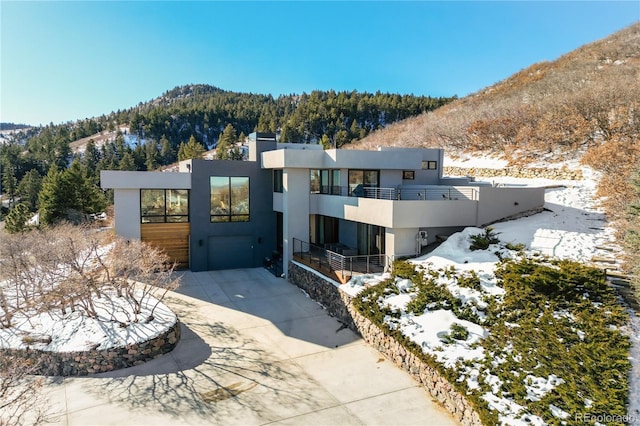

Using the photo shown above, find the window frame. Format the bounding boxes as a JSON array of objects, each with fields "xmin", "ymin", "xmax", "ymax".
[
  {"xmin": 273, "ymin": 169, "xmax": 283, "ymax": 193},
  {"xmin": 140, "ymin": 189, "xmax": 189, "ymax": 223},
  {"xmin": 348, "ymin": 169, "xmax": 380, "ymax": 196},
  {"xmin": 422, "ymin": 161, "xmax": 438, "ymax": 170},
  {"xmin": 310, "ymin": 169, "xmax": 341, "ymax": 195},
  {"xmin": 210, "ymin": 176, "xmax": 250, "ymax": 223},
  {"xmin": 403, "ymin": 170, "xmax": 415, "ymax": 180}
]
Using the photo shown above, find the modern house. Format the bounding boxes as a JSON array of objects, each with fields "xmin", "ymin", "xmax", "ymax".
[{"xmin": 101, "ymin": 134, "xmax": 545, "ymax": 280}]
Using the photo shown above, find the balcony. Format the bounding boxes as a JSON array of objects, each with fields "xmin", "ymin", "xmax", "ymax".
[
  {"xmin": 312, "ymin": 185, "xmax": 479, "ymax": 201},
  {"xmin": 292, "ymin": 238, "xmax": 388, "ymax": 284}
]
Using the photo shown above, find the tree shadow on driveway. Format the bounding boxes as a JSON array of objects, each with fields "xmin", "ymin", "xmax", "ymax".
[{"xmin": 77, "ymin": 296, "xmax": 339, "ymax": 424}]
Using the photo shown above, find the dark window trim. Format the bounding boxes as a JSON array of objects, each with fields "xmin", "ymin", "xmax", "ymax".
[
  {"xmin": 210, "ymin": 176, "xmax": 251, "ymax": 223},
  {"xmin": 348, "ymin": 169, "xmax": 380, "ymax": 196},
  {"xmin": 310, "ymin": 169, "xmax": 341, "ymax": 195},
  {"xmin": 140, "ymin": 189, "xmax": 190, "ymax": 224},
  {"xmin": 403, "ymin": 170, "xmax": 415, "ymax": 180},
  {"xmin": 273, "ymin": 169, "xmax": 283, "ymax": 193},
  {"xmin": 422, "ymin": 161, "xmax": 438, "ymax": 170}
]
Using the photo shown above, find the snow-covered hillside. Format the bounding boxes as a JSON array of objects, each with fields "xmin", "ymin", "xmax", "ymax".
[{"xmin": 342, "ymin": 162, "xmax": 639, "ymax": 424}]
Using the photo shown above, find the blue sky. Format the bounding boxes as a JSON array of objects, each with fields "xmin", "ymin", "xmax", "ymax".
[{"xmin": 1, "ymin": 1, "xmax": 638, "ymax": 126}]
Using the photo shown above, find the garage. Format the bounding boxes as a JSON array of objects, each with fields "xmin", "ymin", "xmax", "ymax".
[{"xmin": 207, "ymin": 235, "xmax": 255, "ymax": 270}]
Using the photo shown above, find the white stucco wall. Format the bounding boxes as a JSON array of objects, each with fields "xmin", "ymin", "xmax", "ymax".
[
  {"xmin": 262, "ymin": 147, "xmax": 444, "ymax": 171},
  {"xmin": 380, "ymin": 170, "xmax": 403, "ymax": 188},
  {"xmin": 476, "ymin": 187, "xmax": 545, "ymax": 225},
  {"xmin": 385, "ymin": 227, "xmax": 420, "ymax": 260},
  {"xmin": 310, "ymin": 195, "xmax": 479, "ymax": 229},
  {"xmin": 113, "ymin": 189, "xmax": 141, "ymax": 239},
  {"xmin": 100, "ymin": 170, "xmax": 191, "ymax": 190},
  {"xmin": 282, "ymin": 168, "xmax": 311, "ymax": 276},
  {"xmin": 392, "ymin": 200, "xmax": 478, "ymax": 228}
]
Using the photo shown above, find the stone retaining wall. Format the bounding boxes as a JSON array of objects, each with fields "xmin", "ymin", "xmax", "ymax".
[
  {"xmin": 288, "ymin": 262, "xmax": 482, "ymax": 426},
  {"xmin": 444, "ymin": 166, "xmax": 583, "ymax": 181},
  {"xmin": 288, "ymin": 262, "xmax": 357, "ymax": 332},
  {"xmin": 1, "ymin": 320, "xmax": 181, "ymax": 376}
]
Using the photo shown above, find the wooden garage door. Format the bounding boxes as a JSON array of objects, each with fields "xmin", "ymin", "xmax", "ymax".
[{"xmin": 141, "ymin": 223, "xmax": 190, "ymax": 269}]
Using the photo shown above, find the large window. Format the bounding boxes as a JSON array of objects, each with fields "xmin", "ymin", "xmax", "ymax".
[
  {"xmin": 141, "ymin": 189, "xmax": 189, "ymax": 223},
  {"xmin": 348, "ymin": 169, "xmax": 379, "ymax": 196},
  {"xmin": 273, "ymin": 169, "xmax": 283, "ymax": 193},
  {"xmin": 210, "ymin": 176, "xmax": 250, "ymax": 222},
  {"xmin": 310, "ymin": 169, "xmax": 341, "ymax": 195}
]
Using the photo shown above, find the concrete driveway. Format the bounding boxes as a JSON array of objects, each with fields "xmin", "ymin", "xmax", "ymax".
[{"xmin": 42, "ymin": 268, "xmax": 457, "ymax": 425}]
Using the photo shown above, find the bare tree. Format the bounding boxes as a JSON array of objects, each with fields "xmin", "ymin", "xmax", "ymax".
[
  {"xmin": 0, "ymin": 356, "xmax": 50, "ymax": 426},
  {"xmin": 0, "ymin": 223, "xmax": 181, "ymax": 423}
]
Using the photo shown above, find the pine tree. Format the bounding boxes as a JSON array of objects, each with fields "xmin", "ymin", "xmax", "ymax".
[
  {"xmin": 320, "ymin": 134, "xmax": 332, "ymax": 150},
  {"xmin": 64, "ymin": 160, "xmax": 106, "ymax": 215},
  {"xmin": 216, "ymin": 124, "xmax": 237, "ymax": 160},
  {"xmin": 17, "ymin": 169, "xmax": 42, "ymax": 212},
  {"xmin": 83, "ymin": 139, "xmax": 101, "ymax": 178},
  {"xmin": 1, "ymin": 162, "xmax": 18, "ymax": 207},
  {"xmin": 177, "ymin": 135, "xmax": 205, "ymax": 161},
  {"xmin": 4, "ymin": 203, "xmax": 31, "ymax": 234},
  {"xmin": 119, "ymin": 152, "xmax": 136, "ymax": 171},
  {"xmin": 159, "ymin": 135, "xmax": 176, "ymax": 165},
  {"xmin": 38, "ymin": 166, "xmax": 70, "ymax": 226},
  {"xmin": 144, "ymin": 140, "xmax": 160, "ymax": 170}
]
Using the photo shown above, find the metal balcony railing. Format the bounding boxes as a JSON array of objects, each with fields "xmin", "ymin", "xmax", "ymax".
[
  {"xmin": 292, "ymin": 238, "xmax": 388, "ymax": 279},
  {"xmin": 312, "ymin": 186, "xmax": 478, "ymax": 201}
]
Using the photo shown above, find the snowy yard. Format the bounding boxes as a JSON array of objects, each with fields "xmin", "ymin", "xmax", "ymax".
[
  {"xmin": 343, "ymin": 163, "xmax": 639, "ymax": 425},
  {"xmin": 0, "ymin": 228, "xmax": 179, "ymax": 354}
]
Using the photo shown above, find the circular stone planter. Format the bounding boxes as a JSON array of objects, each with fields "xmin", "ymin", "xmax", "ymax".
[{"xmin": 0, "ymin": 319, "xmax": 181, "ymax": 376}]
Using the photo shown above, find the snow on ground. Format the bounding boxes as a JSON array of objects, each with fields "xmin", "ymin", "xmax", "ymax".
[
  {"xmin": 0, "ymin": 241, "xmax": 177, "ymax": 353},
  {"xmin": 340, "ymin": 162, "xmax": 639, "ymax": 423},
  {"xmin": 0, "ymin": 289, "xmax": 176, "ymax": 352},
  {"xmin": 444, "ymin": 153, "xmax": 509, "ymax": 169},
  {"xmin": 394, "ymin": 309, "xmax": 487, "ymax": 368},
  {"xmin": 341, "ymin": 272, "xmax": 390, "ymax": 297}
]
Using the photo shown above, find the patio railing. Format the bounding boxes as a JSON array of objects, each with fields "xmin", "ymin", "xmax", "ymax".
[
  {"xmin": 313, "ymin": 186, "xmax": 478, "ymax": 201},
  {"xmin": 292, "ymin": 238, "xmax": 388, "ymax": 280}
]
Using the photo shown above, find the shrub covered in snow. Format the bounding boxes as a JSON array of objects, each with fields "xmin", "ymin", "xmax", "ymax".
[{"xmin": 354, "ymin": 245, "xmax": 631, "ymax": 425}]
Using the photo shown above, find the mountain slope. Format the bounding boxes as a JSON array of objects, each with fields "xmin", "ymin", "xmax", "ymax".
[
  {"xmin": 350, "ymin": 23, "xmax": 640, "ymax": 288},
  {"xmin": 352, "ymin": 22, "xmax": 639, "ymax": 162},
  {"xmin": 125, "ymin": 85, "xmax": 454, "ymax": 148}
]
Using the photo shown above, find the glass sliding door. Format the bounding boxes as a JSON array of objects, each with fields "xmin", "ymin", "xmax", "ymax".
[
  {"xmin": 357, "ymin": 223, "xmax": 385, "ymax": 255},
  {"xmin": 348, "ymin": 169, "xmax": 379, "ymax": 196}
]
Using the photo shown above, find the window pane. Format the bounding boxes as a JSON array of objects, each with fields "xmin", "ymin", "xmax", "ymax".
[
  {"xmin": 364, "ymin": 170, "xmax": 379, "ymax": 187},
  {"xmin": 167, "ymin": 215, "xmax": 189, "ymax": 223},
  {"xmin": 142, "ymin": 216, "xmax": 165, "ymax": 223},
  {"xmin": 320, "ymin": 170, "xmax": 329, "ymax": 194},
  {"xmin": 231, "ymin": 214, "xmax": 249, "ymax": 222},
  {"xmin": 310, "ymin": 170, "xmax": 320, "ymax": 193},
  {"xmin": 211, "ymin": 215, "xmax": 229, "ymax": 223},
  {"xmin": 230, "ymin": 177, "xmax": 249, "ymax": 215},
  {"xmin": 273, "ymin": 170, "xmax": 283, "ymax": 193},
  {"xmin": 348, "ymin": 170, "xmax": 364, "ymax": 186},
  {"xmin": 331, "ymin": 170, "xmax": 341, "ymax": 194},
  {"xmin": 210, "ymin": 176, "xmax": 230, "ymax": 216},
  {"xmin": 332, "ymin": 170, "xmax": 340, "ymax": 186},
  {"xmin": 167, "ymin": 189, "xmax": 189, "ymax": 217},
  {"xmin": 141, "ymin": 189, "xmax": 165, "ymax": 217},
  {"xmin": 348, "ymin": 170, "xmax": 364, "ymax": 195}
]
